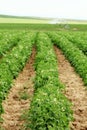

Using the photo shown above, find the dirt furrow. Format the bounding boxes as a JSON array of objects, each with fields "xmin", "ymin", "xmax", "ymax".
[
  {"xmin": 54, "ymin": 46, "xmax": 87, "ymax": 130},
  {"xmin": 1, "ymin": 47, "xmax": 36, "ymax": 130}
]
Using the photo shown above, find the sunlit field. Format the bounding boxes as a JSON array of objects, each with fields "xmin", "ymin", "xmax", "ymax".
[
  {"xmin": 0, "ymin": 21, "xmax": 87, "ymax": 130},
  {"xmin": 0, "ymin": 17, "xmax": 49, "ymax": 23},
  {"xmin": 0, "ymin": 0, "xmax": 87, "ymax": 128}
]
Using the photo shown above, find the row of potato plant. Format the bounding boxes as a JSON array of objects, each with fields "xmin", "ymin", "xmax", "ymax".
[
  {"xmin": 61, "ymin": 31, "xmax": 87, "ymax": 55},
  {"xmin": 0, "ymin": 32, "xmax": 36, "ymax": 119},
  {"xmin": 0, "ymin": 31, "xmax": 25, "ymax": 58},
  {"xmin": 25, "ymin": 32, "xmax": 73, "ymax": 130},
  {"xmin": 48, "ymin": 32, "xmax": 87, "ymax": 86},
  {"xmin": 0, "ymin": 31, "xmax": 9, "ymax": 40}
]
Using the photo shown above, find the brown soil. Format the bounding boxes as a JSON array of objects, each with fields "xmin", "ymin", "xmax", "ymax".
[
  {"xmin": 0, "ymin": 47, "xmax": 36, "ymax": 130},
  {"xmin": 54, "ymin": 46, "xmax": 87, "ymax": 130}
]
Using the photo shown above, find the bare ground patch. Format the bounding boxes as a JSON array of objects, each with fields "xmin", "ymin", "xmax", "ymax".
[
  {"xmin": 0, "ymin": 47, "xmax": 36, "ymax": 130},
  {"xmin": 54, "ymin": 46, "xmax": 87, "ymax": 130}
]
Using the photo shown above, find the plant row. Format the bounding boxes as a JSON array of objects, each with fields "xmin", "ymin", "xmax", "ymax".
[
  {"xmin": 48, "ymin": 32, "xmax": 87, "ymax": 86},
  {"xmin": 0, "ymin": 32, "xmax": 36, "ymax": 118},
  {"xmin": 62, "ymin": 31, "xmax": 87, "ymax": 55},
  {"xmin": 0, "ymin": 31, "xmax": 25, "ymax": 58},
  {"xmin": 0, "ymin": 31, "xmax": 9, "ymax": 40},
  {"xmin": 25, "ymin": 32, "xmax": 73, "ymax": 130}
]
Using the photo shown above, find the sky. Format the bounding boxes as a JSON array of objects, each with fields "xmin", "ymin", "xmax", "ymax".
[{"xmin": 0, "ymin": 0, "xmax": 87, "ymax": 20}]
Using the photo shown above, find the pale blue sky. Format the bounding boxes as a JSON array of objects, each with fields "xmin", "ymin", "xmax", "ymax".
[{"xmin": 0, "ymin": 0, "xmax": 87, "ymax": 19}]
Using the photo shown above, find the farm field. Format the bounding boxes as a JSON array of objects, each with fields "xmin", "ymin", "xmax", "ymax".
[
  {"xmin": 1, "ymin": 23, "xmax": 87, "ymax": 31},
  {"xmin": 0, "ymin": 15, "xmax": 50, "ymax": 24},
  {"xmin": 0, "ymin": 27, "xmax": 87, "ymax": 130},
  {"xmin": 0, "ymin": 18, "xmax": 49, "ymax": 24}
]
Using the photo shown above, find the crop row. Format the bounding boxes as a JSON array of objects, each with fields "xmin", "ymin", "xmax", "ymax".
[
  {"xmin": 48, "ymin": 32, "xmax": 87, "ymax": 86},
  {"xmin": 0, "ymin": 32, "xmax": 36, "ymax": 119},
  {"xmin": 0, "ymin": 31, "xmax": 9, "ymax": 40},
  {"xmin": 63, "ymin": 32, "xmax": 87, "ymax": 55},
  {"xmin": 25, "ymin": 33, "xmax": 72, "ymax": 130},
  {"xmin": 0, "ymin": 31, "xmax": 26, "ymax": 58}
]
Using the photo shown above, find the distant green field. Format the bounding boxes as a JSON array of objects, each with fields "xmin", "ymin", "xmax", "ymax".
[
  {"xmin": 0, "ymin": 17, "xmax": 49, "ymax": 23},
  {"xmin": 67, "ymin": 20, "xmax": 87, "ymax": 24},
  {"xmin": 0, "ymin": 23, "xmax": 87, "ymax": 31},
  {"xmin": 0, "ymin": 15, "xmax": 87, "ymax": 31},
  {"xmin": 1, "ymin": 15, "xmax": 87, "ymax": 25}
]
